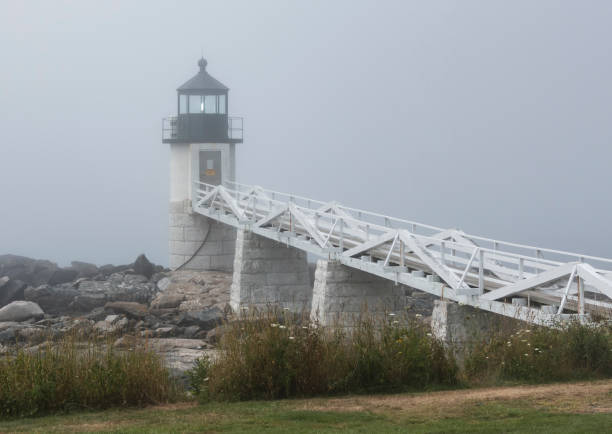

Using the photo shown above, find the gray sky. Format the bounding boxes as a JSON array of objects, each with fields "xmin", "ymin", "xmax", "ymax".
[{"xmin": 1, "ymin": 0, "xmax": 611, "ymax": 267}]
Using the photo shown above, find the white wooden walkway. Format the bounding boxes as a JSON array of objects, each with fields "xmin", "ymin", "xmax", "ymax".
[{"xmin": 192, "ymin": 180, "xmax": 612, "ymax": 326}]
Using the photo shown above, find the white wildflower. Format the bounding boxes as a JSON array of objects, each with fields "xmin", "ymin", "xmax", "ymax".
[
  {"xmin": 289, "ymin": 336, "xmax": 295, "ymax": 340},
  {"xmin": 415, "ymin": 314, "xmax": 422, "ymax": 318},
  {"xmin": 279, "ymin": 325, "xmax": 286, "ymax": 329}
]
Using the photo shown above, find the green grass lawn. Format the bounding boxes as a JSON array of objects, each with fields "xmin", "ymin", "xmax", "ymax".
[{"xmin": 1, "ymin": 381, "xmax": 610, "ymax": 433}]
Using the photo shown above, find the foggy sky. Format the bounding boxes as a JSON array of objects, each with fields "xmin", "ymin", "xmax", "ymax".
[{"xmin": 1, "ymin": 0, "xmax": 611, "ymax": 267}]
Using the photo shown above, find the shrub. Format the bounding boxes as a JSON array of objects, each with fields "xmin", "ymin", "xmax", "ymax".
[
  {"xmin": 186, "ymin": 356, "xmax": 211, "ymax": 398},
  {"xmin": 464, "ymin": 321, "xmax": 612, "ymax": 384},
  {"xmin": 188, "ymin": 308, "xmax": 458, "ymax": 401},
  {"xmin": 0, "ymin": 335, "xmax": 179, "ymax": 418}
]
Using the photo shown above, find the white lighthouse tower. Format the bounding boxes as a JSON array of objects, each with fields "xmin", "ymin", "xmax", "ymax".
[{"xmin": 162, "ymin": 58, "xmax": 243, "ymax": 271}]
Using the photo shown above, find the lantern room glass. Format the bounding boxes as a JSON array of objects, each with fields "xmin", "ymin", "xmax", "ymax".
[
  {"xmin": 189, "ymin": 95, "xmax": 202, "ymax": 113},
  {"xmin": 181, "ymin": 94, "xmax": 227, "ymax": 114}
]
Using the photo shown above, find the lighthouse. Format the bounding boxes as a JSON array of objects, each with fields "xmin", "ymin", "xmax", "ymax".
[{"xmin": 163, "ymin": 58, "xmax": 243, "ymax": 271}]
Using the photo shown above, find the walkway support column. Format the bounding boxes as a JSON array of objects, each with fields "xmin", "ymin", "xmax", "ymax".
[
  {"xmin": 431, "ymin": 300, "xmax": 501, "ymax": 348},
  {"xmin": 230, "ymin": 229, "xmax": 312, "ymax": 313},
  {"xmin": 310, "ymin": 260, "xmax": 406, "ymax": 327}
]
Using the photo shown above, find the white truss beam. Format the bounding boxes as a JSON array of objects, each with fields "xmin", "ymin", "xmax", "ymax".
[
  {"xmin": 342, "ymin": 231, "xmax": 397, "ymax": 258},
  {"xmin": 400, "ymin": 231, "xmax": 470, "ymax": 291},
  {"xmin": 480, "ymin": 262, "xmax": 578, "ymax": 301}
]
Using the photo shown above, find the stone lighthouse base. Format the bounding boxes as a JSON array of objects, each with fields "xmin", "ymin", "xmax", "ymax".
[{"xmin": 169, "ymin": 199, "xmax": 236, "ymax": 272}]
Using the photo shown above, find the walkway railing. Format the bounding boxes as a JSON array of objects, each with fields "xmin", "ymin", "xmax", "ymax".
[{"xmin": 192, "ymin": 179, "xmax": 612, "ymax": 326}]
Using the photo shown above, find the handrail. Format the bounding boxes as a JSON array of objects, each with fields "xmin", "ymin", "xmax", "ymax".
[
  {"xmin": 220, "ymin": 180, "xmax": 612, "ymax": 267},
  {"xmin": 195, "ymin": 182, "xmax": 569, "ymax": 269}
]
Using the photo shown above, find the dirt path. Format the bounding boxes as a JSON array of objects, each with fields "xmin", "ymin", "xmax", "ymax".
[{"xmin": 296, "ymin": 380, "xmax": 612, "ymax": 415}]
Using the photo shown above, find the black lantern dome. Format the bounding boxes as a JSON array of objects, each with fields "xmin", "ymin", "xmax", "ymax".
[
  {"xmin": 162, "ymin": 58, "xmax": 242, "ymax": 144},
  {"xmin": 177, "ymin": 57, "xmax": 229, "ymax": 95}
]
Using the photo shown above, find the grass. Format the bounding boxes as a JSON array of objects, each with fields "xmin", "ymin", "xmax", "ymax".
[
  {"xmin": 1, "ymin": 380, "xmax": 610, "ymax": 433},
  {"xmin": 191, "ymin": 309, "xmax": 458, "ymax": 401},
  {"xmin": 463, "ymin": 320, "xmax": 612, "ymax": 385},
  {"xmin": 0, "ymin": 334, "xmax": 178, "ymax": 418},
  {"xmin": 189, "ymin": 309, "xmax": 612, "ymax": 401}
]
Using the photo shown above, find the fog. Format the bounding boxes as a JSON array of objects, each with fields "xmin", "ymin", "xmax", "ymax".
[{"xmin": 1, "ymin": 0, "xmax": 611, "ymax": 267}]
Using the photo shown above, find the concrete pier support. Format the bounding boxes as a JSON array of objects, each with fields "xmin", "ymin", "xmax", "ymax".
[
  {"xmin": 230, "ymin": 229, "xmax": 311, "ymax": 313},
  {"xmin": 431, "ymin": 300, "xmax": 500, "ymax": 348},
  {"xmin": 169, "ymin": 199, "xmax": 236, "ymax": 271},
  {"xmin": 310, "ymin": 260, "xmax": 406, "ymax": 327}
]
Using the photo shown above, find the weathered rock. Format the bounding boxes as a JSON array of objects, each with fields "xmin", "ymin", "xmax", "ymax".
[
  {"xmin": 149, "ymin": 308, "xmax": 178, "ymax": 318},
  {"xmin": 133, "ymin": 254, "xmax": 154, "ymax": 279},
  {"xmin": 15, "ymin": 326, "xmax": 48, "ymax": 344},
  {"xmin": 0, "ymin": 255, "xmax": 58, "ymax": 286},
  {"xmin": 0, "ymin": 321, "xmax": 18, "ymax": 331},
  {"xmin": 151, "ymin": 293, "xmax": 185, "ymax": 309},
  {"xmin": 0, "ymin": 278, "xmax": 27, "ymax": 307},
  {"xmin": 114, "ymin": 337, "xmax": 216, "ymax": 374},
  {"xmin": 99, "ymin": 264, "xmax": 131, "ymax": 277},
  {"xmin": 71, "ymin": 293, "xmax": 107, "ymax": 312},
  {"xmin": 158, "ymin": 270, "xmax": 232, "ymax": 312},
  {"xmin": 206, "ymin": 324, "xmax": 228, "ymax": 344},
  {"xmin": 0, "ymin": 301, "xmax": 44, "ymax": 322},
  {"xmin": 175, "ymin": 307, "xmax": 223, "ymax": 331},
  {"xmin": 0, "ymin": 327, "xmax": 16, "ymax": 344},
  {"xmin": 64, "ymin": 318, "xmax": 95, "ymax": 334},
  {"xmin": 48, "ymin": 268, "xmax": 79, "ymax": 285},
  {"xmin": 94, "ymin": 315, "xmax": 128, "ymax": 333},
  {"xmin": 0, "ymin": 277, "xmax": 9, "ymax": 289},
  {"xmin": 24, "ymin": 285, "xmax": 79, "ymax": 314},
  {"xmin": 153, "ymin": 325, "xmax": 179, "ymax": 337},
  {"xmin": 105, "ymin": 301, "xmax": 148, "ymax": 319},
  {"xmin": 84, "ymin": 307, "xmax": 108, "ymax": 322},
  {"xmin": 70, "ymin": 261, "xmax": 99, "ymax": 279},
  {"xmin": 77, "ymin": 273, "xmax": 156, "ymax": 305},
  {"xmin": 183, "ymin": 325, "xmax": 200, "ymax": 339},
  {"xmin": 150, "ymin": 272, "xmax": 166, "ymax": 285},
  {"xmin": 156, "ymin": 277, "xmax": 171, "ymax": 292}
]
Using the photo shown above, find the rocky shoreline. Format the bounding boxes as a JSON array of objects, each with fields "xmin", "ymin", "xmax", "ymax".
[{"xmin": 0, "ymin": 254, "xmax": 230, "ymax": 376}]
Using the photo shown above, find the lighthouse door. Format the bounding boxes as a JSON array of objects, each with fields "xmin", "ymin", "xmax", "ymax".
[{"xmin": 199, "ymin": 150, "xmax": 222, "ymax": 186}]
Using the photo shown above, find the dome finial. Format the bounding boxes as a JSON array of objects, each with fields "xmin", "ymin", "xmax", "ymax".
[{"xmin": 198, "ymin": 57, "xmax": 208, "ymax": 72}]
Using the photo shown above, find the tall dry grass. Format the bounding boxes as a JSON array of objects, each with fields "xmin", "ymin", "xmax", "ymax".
[
  {"xmin": 463, "ymin": 320, "xmax": 612, "ymax": 384},
  {"xmin": 188, "ymin": 308, "xmax": 458, "ymax": 401},
  {"xmin": 0, "ymin": 333, "xmax": 179, "ymax": 418}
]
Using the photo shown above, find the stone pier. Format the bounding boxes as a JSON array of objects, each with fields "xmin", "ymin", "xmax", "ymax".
[
  {"xmin": 230, "ymin": 229, "xmax": 312, "ymax": 313},
  {"xmin": 310, "ymin": 260, "xmax": 406, "ymax": 326},
  {"xmin": 169, "ymin": 199, "xmax": 236, "ymax": 272},
  {"xmin": 431, "ymin": 300, "xmax": 500, "ymax": 348}
]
